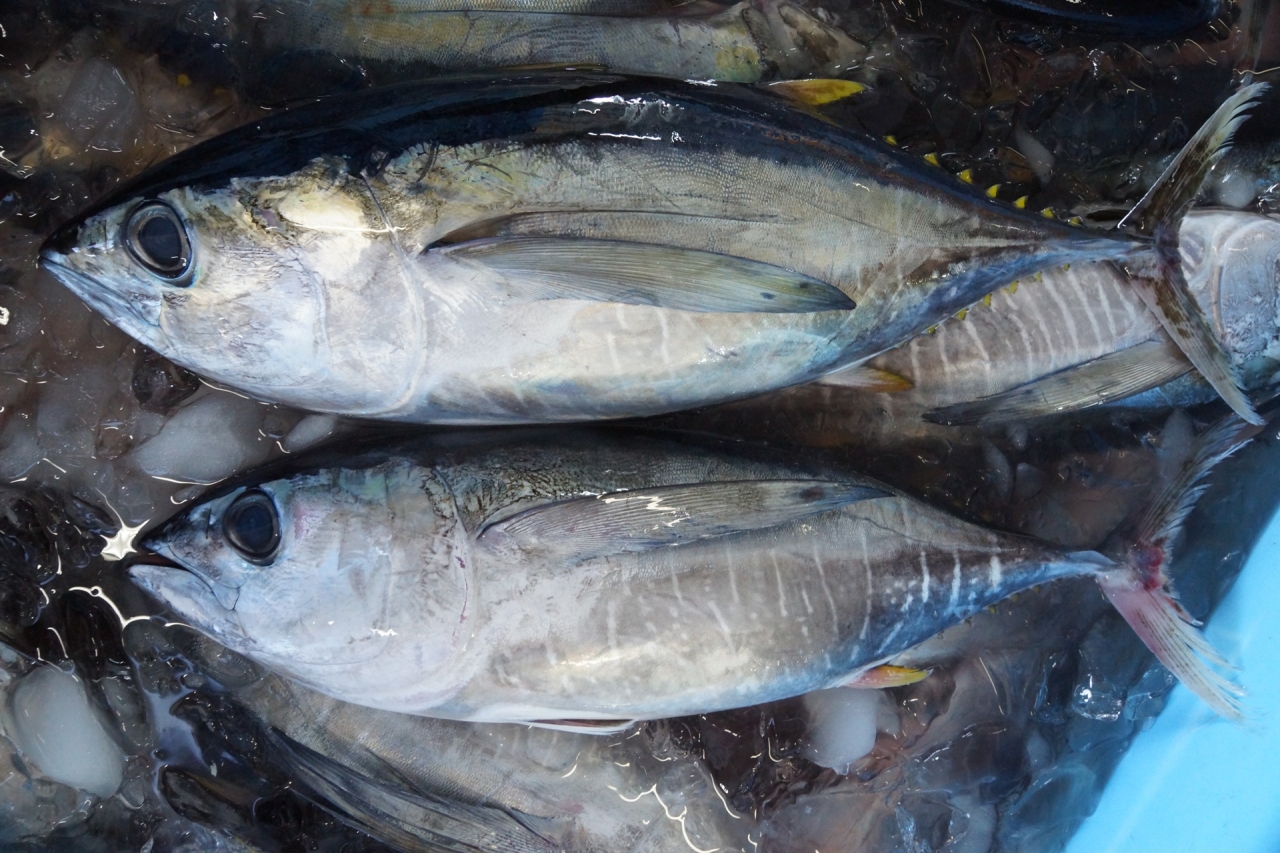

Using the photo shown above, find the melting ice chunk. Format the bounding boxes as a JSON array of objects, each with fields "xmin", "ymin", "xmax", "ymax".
[
  {"xmin": 6, "ymin": 666, "xmax": 124, "ymax": 797},
  {"xmin": 129, "ymin": 393, "xmax": 271, "ymax": 483},
  {"xmin": 801, "ymin": 687, "xmax": 881, "ymax": 774}
]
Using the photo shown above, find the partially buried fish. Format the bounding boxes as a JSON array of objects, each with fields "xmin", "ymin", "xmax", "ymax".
[
  {"xmin": 39, "ymin": 72, "xmax": 1267, "ymax": 424},
  {"xmin": 215, "ymin": 665, "xmax": 755, "ymax": 853},
  {"xmin": 133, "ymin": 423, "xmax": 1247, "ymax": 730},
  {"xmin": 247, "ymin": 0, "xmax": 862, "ymax": 86}
]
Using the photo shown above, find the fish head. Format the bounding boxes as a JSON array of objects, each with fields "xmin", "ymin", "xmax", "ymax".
[
  {"xmin": 133, "ymin": 462, "xmax": 473, "ymax": 702},
  {"xmin": 1182, "ymin": 211, "xmax": 1280, "ymax": 367},
  {"xmin": 39, "ymin": 157, "xmax": 411, "ymax": 410}
]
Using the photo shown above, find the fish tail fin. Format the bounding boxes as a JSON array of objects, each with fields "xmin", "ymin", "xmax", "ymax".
[
  {"xmin": 1116, "ymin": 82, "xmax": 1269, "ymax": 425},
  {"xmin": 1087, "ymin": 414, "xmax": 1254, "ymax": 721}
]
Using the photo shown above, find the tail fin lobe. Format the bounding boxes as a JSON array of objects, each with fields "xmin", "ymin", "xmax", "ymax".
[
  {"xmin": 1118, "ymin": 82, "xmax": 1270, "ymax": 425},
  {"xmin": 1098, "ymin": 414, "xmax": 1253, "ymax": 720}
]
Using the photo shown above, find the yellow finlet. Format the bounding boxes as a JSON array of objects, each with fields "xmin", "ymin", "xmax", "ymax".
[
  {"xmin": 982, "ymin": 293, "xmax": 992, "ymax": 307},
  {"xmin": 1014, "ymin": 196, "xmax": 1028, "ymax": 209},
  {"xmin": 842, "ymin": 664, "xmax": 931, "ymax": 689},
  {"xmin": 884, "ymin": 134, "xmax": 898, "ymax": 146},
  {"xmin": 924, "ymin": 153, "xmax": 940, "ymax": 166},
  {"xmin": 1006, "ymin": 280, "xmax": 1019, "ymax": 294},
  {"xmin": 768, "ymin": 78, "xmax": 866, "ymax": 106},
  {"xmin": 1034, "ymin": 271, "xmax": 1043, "ymax": 282},
  {"xmin": 1040, "ymin": 207, "xmax": 1055, "ymax": 219},
  {"xmin": 176, "ymin": 73, "xmax": 192, "ymax": 87},
  {"xmin": 925, "ymin": 325, "xmax": 938, "ymax": 335},
  {"xmin": 955, "ymin": 307, "xmax": 969, "ymax": 321},
  {"xmin": 985, "ymin": 184, "xmax": 1000, "ymax": 198},
  {"xmin": 817, "ymin": 365, "xmax": 915, "ymax": 392},
  {"xmin": 1069, "ymin": 216, "xmax": 1082, "ymax": 225},
  {"xmin": 958, "ymin": 168, "xmax": 973, "ymax": 184},
  {"xmin": 1063, "ymin": 263, "xmax": 1071, "ymax": 271}
]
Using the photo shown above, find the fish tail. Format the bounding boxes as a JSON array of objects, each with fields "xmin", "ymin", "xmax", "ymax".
[
  {"xmin": 1117, "ymin": 82, "xmax": 1270, "ymax": 425},
  {"xmin": 1081, "ymin": 414, "xmax": 1253, "ymax": 721}
]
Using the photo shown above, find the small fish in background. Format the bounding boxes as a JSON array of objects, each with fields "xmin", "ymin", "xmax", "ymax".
[
  {"xmin": 244, "ymin": 0, "xmax": 866, "ymax": 90},
  {"xmin": 133, "ymin": 418, "xmax": 1246, "ymax": 732},
  {"xmin": 37, "ymin": 72, "xmax": 1269, "ymax": 425}
]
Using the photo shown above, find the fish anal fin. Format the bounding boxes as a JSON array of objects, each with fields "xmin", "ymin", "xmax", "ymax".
[
  {"xmin": 817, "ymin": 364, "xmax": 914, "ymax": 392},
  {"xmin": 437, "ymin": 237, "xmax": 855, "ymax": 313},
  {"xmin": 478, "ymin": 479, "xmax": 888, "ymax": 562},
  {"xmin": 841, "ymin": 664, "xmax": 930, "ymax": 689},
  {"xmin": 924, "ymin": 338, "xmax": 1192, "ymax": 426},
  {"xmin": 767, "ymin": 78, "xmax": 867, "ymax": 106}
]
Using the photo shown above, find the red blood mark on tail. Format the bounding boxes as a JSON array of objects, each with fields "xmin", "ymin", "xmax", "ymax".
[{"xmin": 1131, "ymin": 542, "xmax": 1166, "ymax": 590}]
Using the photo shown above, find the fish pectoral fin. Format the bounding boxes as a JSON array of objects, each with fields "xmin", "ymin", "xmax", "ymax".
[
  {"xmin": 436, "ymin": 237, "xmax": 855, "ymax": 313},
  {"xmin": 477, "ymin": 479, "xmax": 889, "ymax": 561},
  {"xmin": 816, "ymin": 364, "xmax": 914, "ymax": 392},
  {"xmin": 766, "ymin": 78, "xmax": 867, "ymax": 106},
  {"xmin": 923, "ymin": 338, "xmax": 1192, "ymax": 426},
  {"xmin": 840, "ymin": 664, "xmax": 930, "ymax": 689},
  {"xmin": 528, "ymin": 718, "xmax": 639, "ymax": 735}
]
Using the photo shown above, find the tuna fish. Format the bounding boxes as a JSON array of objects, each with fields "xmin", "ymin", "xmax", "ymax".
[
  {"xmin": 39, "ymin": 73, "xmax": 1267, "ymax": 425},
  {"xmin": 132, "ymin": 423, "xmax": 1247, "ymax": 730}
]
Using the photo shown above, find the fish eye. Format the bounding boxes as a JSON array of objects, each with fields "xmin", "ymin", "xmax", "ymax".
[
  {"xmin": 223, "ymin": 489, "xmax": 280, "ymax": 563},
  {"xmin": 123, "ymin": 201, "xmax": 191, "ymax": 281}
]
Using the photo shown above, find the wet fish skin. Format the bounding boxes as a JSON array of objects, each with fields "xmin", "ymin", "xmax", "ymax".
[
  {"xmin": 134, "ymin": 429, "xmax": 1108, "ymax": 723},
  {"xmin": 41, "ymin": 74, "xmax": 1132, "ymax": 424}
]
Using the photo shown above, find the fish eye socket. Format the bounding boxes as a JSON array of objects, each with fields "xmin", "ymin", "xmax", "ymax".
[
  {"xmin": 123, "ymin": 202, "xmax": 191, "ymax": 281},
  {"xmin": 223, "ymin": 490, "xmax": 280, "ymax": 563}
]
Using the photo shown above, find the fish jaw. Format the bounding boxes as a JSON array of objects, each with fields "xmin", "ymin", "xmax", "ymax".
[
  {"xmin": 130, "ymin": 563, "xmax": 255, "ymax": 653},
  {"xmin": 39, "ymin": 217, "xmax": 166, "ymax": 343}
]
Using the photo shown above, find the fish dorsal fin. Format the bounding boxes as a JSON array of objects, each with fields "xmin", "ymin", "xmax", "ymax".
[
  {"xmin": 477, "ymin": 479, "xmax": 887, "ymax": 561},
  {"xmin": 436, "ymin": 237, "xmax": 855, "ymax": 313},
  {"xmin": 924, "ymin": 338, "xmax": 1192, "ymax": 426},
  {"xmin": 1116, "ymin": 82, "xmax": 1270, "ymax": 425}
]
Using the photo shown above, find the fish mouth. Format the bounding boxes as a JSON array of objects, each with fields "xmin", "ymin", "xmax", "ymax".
[
  {"xmin": 38, "ymin": 252, "xmax": 162, "ymax": 336},
  {"xmin": 130, "ymin": 559, "xmax": 246, "ymax": 640}
]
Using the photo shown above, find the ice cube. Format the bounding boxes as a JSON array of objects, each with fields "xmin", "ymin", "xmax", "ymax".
[
  {"xmin": 128, "ymin": 392, "xmax": 271, "ymax": 483},
  {"xmin": 5, "ymin": 666, "xmax": 124, "ymax": 797},
  {"xmin": 56, "ymin": 57, "xmax": 140, "ymax": 153},
  {"xmin": 801, "ymin": 687, "xmax": 880, "ymax": 773}
]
